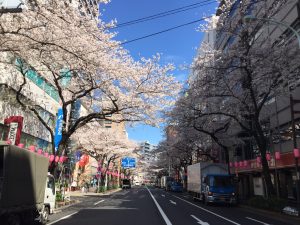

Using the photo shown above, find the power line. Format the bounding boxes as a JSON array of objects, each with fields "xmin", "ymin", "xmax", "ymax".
[
  {"xmin": 118, "ymin": 0, "xmax": 266, "ymax": 45},
  {"xmin": 121, "ymin": 16, "xmax": 212, "ymax": 45},
  {"xmin": 112, "ymin": 0, "xmax": 217, "ymax": 29}
]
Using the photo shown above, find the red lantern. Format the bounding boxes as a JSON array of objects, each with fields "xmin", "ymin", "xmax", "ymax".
[
  {"xmin": 294, "ymin": 148, "xmax": 300, "ymax": 158},
  {"xmin": 18, "ymin": 143, "xmax": 24, "ymax": 148},
  {"xmin": 229, "ymin": 162, "xmax": 233, "ymax": 167},
  {"xmin": 266, "ymin": 152, "xmax": 271, "ymax": 161},
  {"xmin": 63, "ymin": 156, "xmax": 68, "ymax": 162},
  {"xmin": 243, "ymin": 160, "xmax": 248, "ymax": 167},
  {"xmin": 234, "ymin": 162, "xmax": 238, "ymax": 168},
  {"xmin": 49, "ymin": 155, "xmax": 55, "ymax": 162},
  {"xmin": 59, "ymin": 156, "xmax": 64, "ymax": 163},
  {"xmin": 28, "ymin": 145, "xmax": 35, "ymax": 152},
  {"xmin": 83, "ymin": 154, "xmax": 89, "ymax": 164},
  {"xmin": 256, "ymin": 156, "xmax": 261, "ymax": 164},
  {"xmin": 78, "ymin": 160, "xmax": 85, "ymax": 167},
  {"xmin": 37, "ymin": 149, "xmax": 43, "ymax": 155},
  {"xmin": 44, "ymin": 152, "xmax": 49, "ymax": 158},
  {"xmin": 239, "ymin": 161, "xmax": 243, "ymax": 167},
  {"xmin": 275, "ymin": 151, "xmax": 281, "ymax": 160},
  {"xmin": 55, "ymin": 156, "xmax": 59, "ymax": 163}
]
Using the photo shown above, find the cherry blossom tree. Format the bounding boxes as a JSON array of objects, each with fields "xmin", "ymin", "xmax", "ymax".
[
  {"xmin": 72, "ymin": 123, "xmax": 137, "ymax": 188},
  {"xmin": 0, "ymin": 0, "xmax": 181, "ymax": 158},
  {"xmin": 190, "ymin": 0, "xmax": 300, "ymax": 196}
]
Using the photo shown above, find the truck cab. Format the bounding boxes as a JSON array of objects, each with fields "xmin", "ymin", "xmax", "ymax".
[
  {"xmin": 41, "ymin": 174, "xmax": 56, "ymax": 223},
  {"xmin": 122, "ymin": 179, "xmax": 131, "ymax": 189},
  {"xmin": 201, "ymin": 174, "xmax": 237, "ymax": 205}
]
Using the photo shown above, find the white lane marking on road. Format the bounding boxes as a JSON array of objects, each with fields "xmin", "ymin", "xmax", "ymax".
[
  {"xmin": 86, "ymin": 207, "xmax": 137, "ymax": 210},
  {"xmin": 146, "ymin": 187, "xmax": 173, "ymax": 225},
  {"xmin": 183, "ymin": 195, "xmax": 189, "ymax": 199},
  {"xmin": 191, "ymin": 215, "xmax": 209, "ymax": 225},
  {"xmin": 246, "ymin": 217, "xmax": 272, "ymax": 225},
  {"xmin": 94, "ymin": 199, "xmax": 105, "ymax": 205},
  {"xmin": 161, "ymin": 194, "xmax": 166, "ymax": 197},
  {"xmin": 170, "ymin": 200, "xmax": 177, "ymax": 205},
  {"xmin": 172, "ymin": 195, "xmax": 240, "ymax": 225},
  {"xmin": 48, "ymin": 211, "xmax": 78, "ymax": 225}
]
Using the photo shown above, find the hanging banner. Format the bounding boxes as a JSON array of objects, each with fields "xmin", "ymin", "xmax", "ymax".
[
  {"xmin": 4, "ymin": 116, "xmax": 23, "ymax": 145},
  {"xmin": 54, "ymin": 108, "xmax": 63, "ymax": 152}
]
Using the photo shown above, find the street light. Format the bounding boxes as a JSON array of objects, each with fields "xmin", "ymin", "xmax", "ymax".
[{"xmin": 244, "ymin": 15, "xmax": 300, "ymax": 49}]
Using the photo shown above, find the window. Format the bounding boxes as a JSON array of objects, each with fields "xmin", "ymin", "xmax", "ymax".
[
  {"xmin": 211, "ymin": 176, "xmax": 234, "ymax": 187},
  {"xmin": 47, "ymin": 176, "xmax": 55, "ymax": 195},
  {"xmin": 15, "ymin": 59, "xmax": 60, "ymax": 102}
]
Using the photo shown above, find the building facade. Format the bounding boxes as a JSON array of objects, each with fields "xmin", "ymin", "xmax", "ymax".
[{"xmin": 213, "ymin": 0, "xmax": 300, "ymax": 201}]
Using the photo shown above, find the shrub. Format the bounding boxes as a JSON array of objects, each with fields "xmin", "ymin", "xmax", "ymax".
[
  {"xmin": 56, "ymin": 192, "xmax": 63, "ymax": 202},
  {"xmin": 98, "ymin": 186, "xmax": 107, "ymax": 193},
  {"xmin": 247, "ymin": 196, "xmax": 287, "ymax": 212}
]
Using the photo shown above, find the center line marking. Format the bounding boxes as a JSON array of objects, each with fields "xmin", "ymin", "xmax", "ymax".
[
  {"xmin": 94, "ymin": 199, "xmax": 105, "ymax": 205},
  {"xmin": 246, "ymin": 217, "xmax": 271, "ymax": 225},
  {"xmin": 172, "ymin": 195, "xmax": 240, "ymax": 225},
  {"xmin": 146, "ymin": 187, "xmax": 172, "ymax": 225},
  {"xmin": 170, "ymin": 200, "xmax": 177, "ymax": 205}
]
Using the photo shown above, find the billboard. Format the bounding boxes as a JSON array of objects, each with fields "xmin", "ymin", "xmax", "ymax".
[{"xmin": 121, "ymin": 157, "xmax": 136, "ymax": 168}]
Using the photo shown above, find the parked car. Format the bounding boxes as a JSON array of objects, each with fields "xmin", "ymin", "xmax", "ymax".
[
  {"xmin": 134, "ymin": 181, "xmax": 141, "ymax": 186},
  {"xmin": 170, "ymin": 181, "xmax": 183, "ymax": 192},
  {"xmin": 161, "ymin": 176, "xmax": 174, "ymax": 191}
]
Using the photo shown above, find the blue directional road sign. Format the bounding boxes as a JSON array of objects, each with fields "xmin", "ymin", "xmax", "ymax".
[{"xmin": 121, "ymin": 157, "xmax": 136, "ymax": 168}]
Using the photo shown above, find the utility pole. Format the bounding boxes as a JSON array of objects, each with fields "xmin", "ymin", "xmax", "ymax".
[{"xmin": 290, "ymin": 94, "xmax": 300, "ymax": 212}]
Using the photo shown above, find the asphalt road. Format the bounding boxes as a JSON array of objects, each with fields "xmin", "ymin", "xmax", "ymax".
[{"xmin": 47, "ymin": 187, "xmax": 299, "ymax": 225}]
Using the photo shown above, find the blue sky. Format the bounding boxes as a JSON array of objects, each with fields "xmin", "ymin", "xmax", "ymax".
[{"xmin": 101, "ymin": 0, "xmax": 218, "ymax": 145}]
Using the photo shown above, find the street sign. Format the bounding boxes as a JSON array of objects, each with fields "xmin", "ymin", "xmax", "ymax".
[{"xmin": 121, "ymin": 157, "xmax": 136, "ymax": 168}]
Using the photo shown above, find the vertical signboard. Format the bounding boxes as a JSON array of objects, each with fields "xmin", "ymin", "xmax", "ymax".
[
  {"xmin": 4, "ymin": 116, "xmax": 23, "ymax": 145},
  {"xmin": 54, "ymin": 108, "xmax": 63, "ymax": 152}
]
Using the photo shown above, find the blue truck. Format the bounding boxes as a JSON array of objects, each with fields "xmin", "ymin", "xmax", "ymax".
[{"xmin": 187, "ymin": 162, "xmax": 237, "ymax": 205}]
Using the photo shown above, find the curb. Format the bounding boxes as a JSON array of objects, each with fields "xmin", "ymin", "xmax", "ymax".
[
  {"xmin": 69, "ymin": 188, "xmax": 122, "ymax": 197},
  {"xmin": 54, "ymin": 200, "xmax": 81, "ymax": 213},
  {"xmin": 238, "ymin": 204, "xmax": 300, "ymax": 225}
]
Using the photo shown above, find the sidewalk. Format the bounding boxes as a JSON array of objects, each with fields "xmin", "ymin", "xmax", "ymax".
[
  {"xmin": 54, "ymin": 188, "xmax": 122, "ymax": 213},
  {"xmin": 239, "ymin": 204, "xmax": 300, "ymax": 225}
]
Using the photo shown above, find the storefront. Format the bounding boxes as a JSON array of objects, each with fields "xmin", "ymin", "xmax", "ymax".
[{"xmin": 231, "ymin": 151, "xmax": 299, "ymax": 201}]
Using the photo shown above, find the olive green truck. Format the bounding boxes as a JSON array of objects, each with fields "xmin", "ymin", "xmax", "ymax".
[{"xmin": 0, "ymin": 142, "xmax": 56, "ymax": 225}]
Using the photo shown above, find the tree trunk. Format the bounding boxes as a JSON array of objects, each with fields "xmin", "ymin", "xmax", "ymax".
[{"xmin": 253, "ymin": 121, "xmax": 275, "ymax": 197}]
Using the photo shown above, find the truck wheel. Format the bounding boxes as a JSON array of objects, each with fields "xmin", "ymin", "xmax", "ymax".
[
  {"xmin": 7, "ymin": 214, "xmax": 21, "ymax": 225},
  {"xmin": 40, "ymin": 207, "xmax": 50, "ymax": 225}
]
